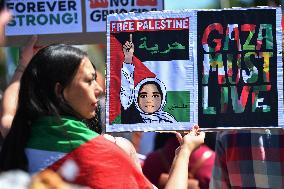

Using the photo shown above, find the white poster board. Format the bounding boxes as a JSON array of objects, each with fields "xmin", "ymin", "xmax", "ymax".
[
  {"xmin": 106, "ymin": 8, "xmax": 284, "ymax": 132},
  {"xmin": 85, "ymin": 0, "xmax": 163, "ymax": 32},
  {"xmin": 5, "ymin": 0, "xmax": 82, "ymax": 36},
  {"xmin": 106, "ymin": 10, "xmax": 197, "ymax": 132}
]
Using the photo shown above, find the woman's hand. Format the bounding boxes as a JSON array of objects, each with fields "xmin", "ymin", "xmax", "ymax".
[
  {"xmin": 19, "ymin": 35, "xmax": 38, "ymax": 67},
  {"xmin": 188, "ymin": 178, "xmax": 200, "ymax": 189},
  {"xmin": 0, "ymin": 9, "xmax": 12, "ymax": 46},
  {"xmin": 175, "ymin": 125, "xmax": 205, "ymax": 154},
  {"xmin": 164, "ymin": 125, "xmax": 205, "ymax": 189}
]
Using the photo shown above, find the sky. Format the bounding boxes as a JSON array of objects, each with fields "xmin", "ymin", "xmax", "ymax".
[{"xmin": 164, "ymin": 0, "xmax": 219, "ymax": 9}]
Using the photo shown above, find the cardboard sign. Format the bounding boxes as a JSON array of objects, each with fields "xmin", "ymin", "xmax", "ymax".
[
  {"xmin": 85, "ymin": 0, "xmax": 163, "ymax": 32},
  {"xmin": 5, "ymin": 0, "xmax": 82, "ymax": 35},
  {"xmin": 4, "ymin": 0, "xmax": 164, "ymax": 46},
  {"xmin": 106, "ymin": 8, "xmax": 283, "ymax": 132},
  {"xmin": 197, "ymin": 8, "xmax": 283, "ymax": 128},
  {"xmin": 106, "ymin": 11, "xmax": 197, "ymax": 132}
]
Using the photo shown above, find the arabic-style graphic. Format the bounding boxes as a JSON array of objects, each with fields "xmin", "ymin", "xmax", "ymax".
[
  {"xmin": 106, "ymin": 8, "xmax": 283, "ymax": 131},
  {"xmin": 120, "ymin": 34, "xmax": 177, "ymax": 123},
  {"xmin": 138, "ymin": 37, "xmax": 186, "ymax": 55},
  {"xmin": 107, "ymin": 14, "xmax": 192, "ymax": 132}
]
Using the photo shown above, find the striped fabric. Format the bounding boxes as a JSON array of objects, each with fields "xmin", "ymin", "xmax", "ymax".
[
  {"xmin": 25, "ymin": 116, "xmax": 153, "ymax": 189},
  {"xmin": 210, "ymin": 129, "xmax": 284, "ymax": 189}
]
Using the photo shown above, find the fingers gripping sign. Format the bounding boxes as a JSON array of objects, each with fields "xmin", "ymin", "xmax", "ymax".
[{"xmin": 175, "ymin": 125, "xmax": 205, "ymax": 154}]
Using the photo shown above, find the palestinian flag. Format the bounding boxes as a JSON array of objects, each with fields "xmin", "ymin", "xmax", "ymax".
[
  {"xmin": 25, "ymin": 116, "xmax": 153, "ymax": 189},
  {"xmin": 108, "ymin": 29, "xmax": 191, "ymax": 127}
]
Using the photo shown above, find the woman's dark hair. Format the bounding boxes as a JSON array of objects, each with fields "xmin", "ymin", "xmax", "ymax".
[{"xmin": 0, "ymin": 44, "xmax": 89, "ymax": 171}]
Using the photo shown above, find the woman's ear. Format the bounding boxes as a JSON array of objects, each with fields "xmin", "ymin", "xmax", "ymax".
[{"xmin": 54, "ymin": 82, "xmax": 63, "ymax": 99}]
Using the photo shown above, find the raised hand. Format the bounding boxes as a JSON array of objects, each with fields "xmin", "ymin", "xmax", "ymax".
[
  {"xmin": 0, "ymin": 9, "xmax": 12, "ymax": 46},
  {"xmin": 19, "ymin": 35, "xmax": 38, "ymax": 67},
  {"xmin": 123, "ymin": 34, "xmax": 134, "ymax": 63}
]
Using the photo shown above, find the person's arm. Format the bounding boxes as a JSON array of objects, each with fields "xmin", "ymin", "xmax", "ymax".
[
  {"xmin": 165, "ymin": 126, "xmax": 205, "ymax": 189},
  {"xmin": 0, "ymin": 35, "xmax": 37, "ymax": 138},
  {"xmin": 0, "ymin": 8, "xmax": 12, "ymax": 46},
  {"xmin": 158, "ymin": 173, "xmax": 200, "ymax": 189},
  {"xmin": 120, "ymin": 34, "xmax": 135, "ymax": 110}
]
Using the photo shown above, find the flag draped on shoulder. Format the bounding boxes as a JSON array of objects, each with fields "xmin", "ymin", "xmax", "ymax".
[{"xmin": 26, "ymin": 116, "xmax": 153, "ymax": 189}]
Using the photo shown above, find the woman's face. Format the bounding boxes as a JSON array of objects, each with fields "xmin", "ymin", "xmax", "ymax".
[
  {"xmin": 63, "ymin": 57, "xmax": 103, "ymax": 119},
  {"xmin": 138, "ymin": 83, "xmax": 162, "ymax": 113}
]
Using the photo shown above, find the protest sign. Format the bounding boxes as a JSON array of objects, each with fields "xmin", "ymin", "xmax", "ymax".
[
  {"xmin": 197, "ymin": 8, "xmax": 283, "ymax": 128},
  {"xmin": 5, "ymin": 0, "xmax": 82, "ymax": 35},
  {"xmin": 4, "ymin": 0, "xmax": 164, "ymax": 46},
  {"xmin": 106, "ymin": 11, "xmax": 197, "ymax": 132},
  {"xmin": 85, "ymin": 0, "xmax": 163, "ymax": 32},
  {"xmin": 106, "ymin": 7, "xmax": 283, "ymax": 132}
]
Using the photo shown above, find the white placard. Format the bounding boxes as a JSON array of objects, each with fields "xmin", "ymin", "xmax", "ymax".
[
  {"xmin": 5, "ymin": 0, "xmax": 82, "ymax": 36},
  {"xmin": 85, "ymin": 0, "xmax": 163, "ymax": 32}
]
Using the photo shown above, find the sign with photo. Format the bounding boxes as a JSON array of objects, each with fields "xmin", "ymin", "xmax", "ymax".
[
  {"xmin": 106, "ymin": 7, "xmax": 283, "ymax": 132},
  {"xmin": 106, "ymin": 11, "xmax": 197, "ymax": 131}
]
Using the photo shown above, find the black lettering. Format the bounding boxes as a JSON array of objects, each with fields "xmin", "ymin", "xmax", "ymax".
[
  {"xmin": 129, "ymin": 8, "xmax": 151, "ymax": 13},
  {"xmin": 62, "ymin": 13, "xmax": 73, "ymax": 24},
  {"xmin": 50, "ymin": 13, "xmax": 60, "ymax": 25},
  {"xmin": 15, "ymin": 2, "xmax": 25, "ymax": 13},
  {"xmin": 17, "ymin": 15, "xmax": 25, "ymax": 26},
  {"xmin": 120, "ymin": 0, "xmax": 128, "ymax": 6},
  {"xmin": 119, "ymin": 8, "xmax": 127, "ymax": 13},
  {"xmin": 101, "ymin": 10, "xmax": 108, "ymax": 21},
  {"xmin": 109, "ymin": 9, "xmax": 116, "ymax": 14},
  {"xmin": 142, "ymin": 8, "xmax": 149, "ymax": 12},
  {"xmin": 90, "ymin": 10, "xmax": 101, "ymax": 22},
  {"xmin": 7, "ymin": 16, "xmax": 16, "ymax": 26},
  {"xmin": 6, "ymin": 2, "xmax": 14, "ymax": 10},
  {"xmin": 26, "ymin": 14, "xmax": 36, "ymax": 26},
  {"xmin": 129, "ymin": 8, "xmax": 137, "ymax": 12},
  {"xmin": 58, "ymin": 1, "xmax": 66, "ymax": 11},
  {"xmin": 110, "ymin": 0, "xmax": 119, "ymax": 6},
  {"xmin": 68, "ymin": 1, "xmax": 76, "ymax": 11},
  {"xmin": 46, "ymin": 1, "xmax": 57, "ymax": 12},
  {"xmin": 37, "ymin": 2, "xmax": 45, "ymax": 12},
  {"xmin": 26, "ymin": 2, "xmax": 36, "ymax": 12},
  {"xmin": 90, "ymin": 9, "xmax": 128, "ymax": 22},
  {"xmin": 37, "ymin": 14, "xmax": 48, "ymax": 25}
]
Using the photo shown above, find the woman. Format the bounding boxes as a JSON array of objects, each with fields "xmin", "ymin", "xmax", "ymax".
[{"xmin": 0, "ymin": 44, "xmax": 204, "ymax": 189}]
